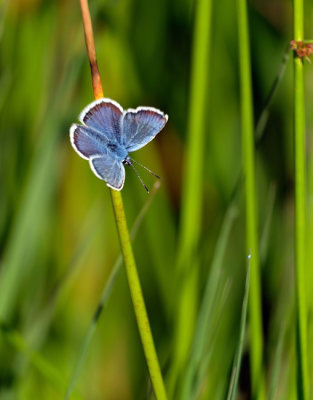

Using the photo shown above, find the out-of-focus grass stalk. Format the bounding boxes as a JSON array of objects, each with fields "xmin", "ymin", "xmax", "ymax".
[
  {"xmin": 268, "ymin": 323, "xmax": 285, "ymax": 400},
  {"xmin": 79, "ymin": 1, "xmax": 167, "ymax": 399},
  {"xmin": 255, "ymin": 45, "xmax": 290, "ymax": 143},
  {"xmin": 293, "ymin": 0, "xmax": 309, "ymax": 398},
  {"xmin": 178, "ymin": 0, "xmax": 212, "ymax": 265},
  {"xmin": 1, "ymin": 326, "xmax": 84, "ymax": 400},
  {"xmin": 0, "ymin": 12, "xmax": 84, "ymax": 323},
  {"xmin": 226, "ymin": 257, "xmax": 250, "ymax": 400},
  {"xmin": 180, "ymin": 205, "xmax": 237, "ymax": 400},
  {"xmin": 236, "ymin": 0, "xmax": 264, "ymax": 398},
  {"xmin": 171, "ymin": 0, "xmax": 212, "ymax": 392}
]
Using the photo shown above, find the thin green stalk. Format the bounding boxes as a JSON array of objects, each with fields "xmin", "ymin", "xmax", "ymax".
[
  {"xmin": 64, "ymin": 183, "xmax": 160, "ymax": 400},
  {"xmin": 180, "ymin": 205, "xmax": 238, "ymax": 400},
  {"xmin": 226, "ymin": 257, "xmax": 250, "ymax": 400},
  {"xmin": 170, "ymin": 0, "xmax": 212, "ymax": 393},
  {"xmin": 0, "ymin": 53, "xmax": 83, "ymax": 322},
  {"xmin": 192, "ymin": 279, "xmax": 232, "ymax": 399},
  {"xmin": 177, "ymin": 0, "xmax": 212, "ymax": 265},
  {"xmin": 236, "ymin": 0, "xmax": 264, "ymax": 398},
  {"xmin": 110, "ymin": 190, "xmax": 167, "ymax": 400},
  {"xmin": 78, "ymin": 1, "xmax": 167, "ymax": 399},
  {"xmin": 259, "ymin": 183, "xmax": 276, "ymax": 264},
  {"xmin": 255, "ymin": 44, "xmax": 290, "ymax": 143},
  {"xmin": 268, "ymin": 323, "xmax": 285, "ymax": 400},
  {"xmin": 293, "ymin": 0, "xmax": 309, "ymax": 397}
]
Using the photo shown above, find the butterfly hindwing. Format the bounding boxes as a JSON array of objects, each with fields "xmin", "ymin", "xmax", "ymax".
[
  {"xmin": 79, "ymin": 98, "xmax": 123, "ymax": 143},
  {"xmin": 70, "ymin": 123, "xmax": 109, "ymax": 159},
  {"xmin": 122, "ymin": 107, "xmax": 168, "ymax": 152},
  {"xmin": 90, "ymin": 155, "xmax": 125, "ymax": 190}
]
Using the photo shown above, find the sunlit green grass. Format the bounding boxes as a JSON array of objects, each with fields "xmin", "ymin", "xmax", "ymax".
[{"xmin": 0, "ymin": 0, "xmax": 312, "ymax": 399}]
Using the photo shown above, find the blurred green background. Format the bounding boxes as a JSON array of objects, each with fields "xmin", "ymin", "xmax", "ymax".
[{"xmin": 0, "ymin": 0, "xmax": 313, "ymax": 399}]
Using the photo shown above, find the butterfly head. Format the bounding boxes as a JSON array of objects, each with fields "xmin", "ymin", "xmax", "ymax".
[{"xmin": 122, "ymin": 156, "xmax": 132, "ymax": 166}]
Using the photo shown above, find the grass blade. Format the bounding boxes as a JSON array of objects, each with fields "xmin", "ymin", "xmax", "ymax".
[
  {"xmin": 236, "ymin": 0, "xmax": 264, "ymax": 397},
  {"xmin": 259, "ymin": 183, "xmax": 276, "ymax": 264},
  {"xmin": 0, "ymin": 42, "xmax": 84, "ymax": 323},
  {"xmin": 179, "ymin": 205, "xmax": 238, "ymax": 400},
  {"xmin": 226, "ymin": 256, "xmax": 251, "ymax": 400},
  {"xmin": 255, "ymin": 44, "xmax": 290, "ymax": 143},
  {"xmin": 0, "ymin": 131, "xmax": 58, "ymax": 322},
  {"xmin": 192, "ymin": 279, "xmax": 233, "ymax": 399},
  {"xmin": 293, "ymin": 0, "xmax": 309, "ymax": 396},
  {"xmin": 171, "ymin": 0, "xmax": 213, "ymax": 393},
  {"xmin": 268, "ymin": 323, "xmax": 286, "ymax": 400}
]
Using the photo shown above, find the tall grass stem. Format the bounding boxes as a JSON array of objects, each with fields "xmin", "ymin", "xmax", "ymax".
[
  {"xmin": 268, "ymin": 323, "xmax": 285, "ymax": 400},
  {"xmin": 63, "ymin": 183, "xmax": 160, "ymax": 400},
  {"xmin": 110, "ymin": 191, "xmax": 168, "ymax": 400},
  {"xmin": 79, "ymin": 1, "xmax": 167, "ymax": 399},
  {"xmin": 226, "ymin": 257, "xmax": 250, "ymax": 400},
  {"xmin": 171, "ymin": 0, "xmax": 212, "ymax": 392},
  {"xmin": 236, "ymin": 0, "xmax": 264, "ymax": 397},
  {"xmin": 180, "ymin": 205, "xmax": 237, "ymax": 400},
  {"xmin": 293, "ymin": 0, "xmax": 309, "ymax": 397}
]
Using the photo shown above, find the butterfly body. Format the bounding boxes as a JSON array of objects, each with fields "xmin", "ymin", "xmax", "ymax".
[
  {"xmin": 70, "ymin": 98, "xmax": 168, "ymax": 191},
  {"xmin": 107, "ymin": 141, "xmax": 129, "ymax": 161}
]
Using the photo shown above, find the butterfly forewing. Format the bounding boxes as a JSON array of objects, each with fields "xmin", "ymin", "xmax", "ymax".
[
  {"xmin": 122, "ymin": 108, "xmax": 168, "ymax": 152},
  {"xmin": 80, "ymin": 99, "xmax": 123, "ymax": 143}
]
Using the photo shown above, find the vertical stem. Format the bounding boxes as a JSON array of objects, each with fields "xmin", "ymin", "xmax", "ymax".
[
  {"xmin": 293, "ymin": 0, "xmax": 309, "ymax": 398},
  {"xmin": 170, "ymin": 0, "xmax": 212, "ymax": 393},
  {"xmin": 79, "ymin": 0, "xmax": 103, "ymax": 100},
  {"xmin": 78, "ymin": 1, "xmax": 167, "ymax": 399},
  {"xmin": 178, "ymin": 0, "xmax": 212, "ymax": 264},
  {"xmin": 227, "ymin": 258, "xmax": 251, "ymax": 400},
  {"xmin": 110, "ymin": 191, "xmax": 168, "ymax": 400},
  {"xmin": 236, "ymin": 0, "xmax": 264, "ymax": 398}
]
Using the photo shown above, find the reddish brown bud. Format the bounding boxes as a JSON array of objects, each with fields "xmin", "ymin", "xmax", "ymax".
[{"xmin": 290, "ymin": 40, "xmax": 313, "ymax": 62}]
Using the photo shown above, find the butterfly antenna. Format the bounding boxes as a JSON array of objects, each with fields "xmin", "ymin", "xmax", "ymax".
[
  {"xmin": 129, "ymin": 162, "xmax": 150, "ymax": 193},
  {"xmin": 129, "ymin": 157, "xmax": 161, "ymax": 179}
]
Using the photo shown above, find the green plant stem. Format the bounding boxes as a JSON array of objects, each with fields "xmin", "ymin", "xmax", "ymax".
[
  {"xmin": 178, "ymin": 0, "xmax": 212, "ymax": 266},
  {"xmin": 268, "ymin": 323, "xmax": 285, "ymax": 400},
  {"xmin": 170, "ymin": 0, "xmax": 212, "ymax": 393},
  {"xmin": 227, "ymin": 257, "xmax": 251, "ymax": 400},
  {"xmin": 180, "ymin": 205, "xmax": 238, "ymax": 400},
  {"xmin": 293, "ymin": 0, "xmax": 309, "ymax": 397},
  {"xmin": 78, "ymin": 1, "xmax": 168, "ymax": 399},
  {"xmin": 236, "ymin": 0, "xmax": 264, "ymax": 398},
  {"xmin": 64, "ymin": 183, "xmax": 160, "ymax": 400},
  {"xmin": 110, "ymin": 190, "xmax": 167, "ymax": 400},
  {"xmin": 255, "ymin": 45, "xmax": 290, "ymax": 143}
]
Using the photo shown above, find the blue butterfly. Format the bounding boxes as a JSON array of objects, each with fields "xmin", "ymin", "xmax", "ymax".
[{"xmin": 70, "ymin": 98, "xmax": 168, "ymax": 191}]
